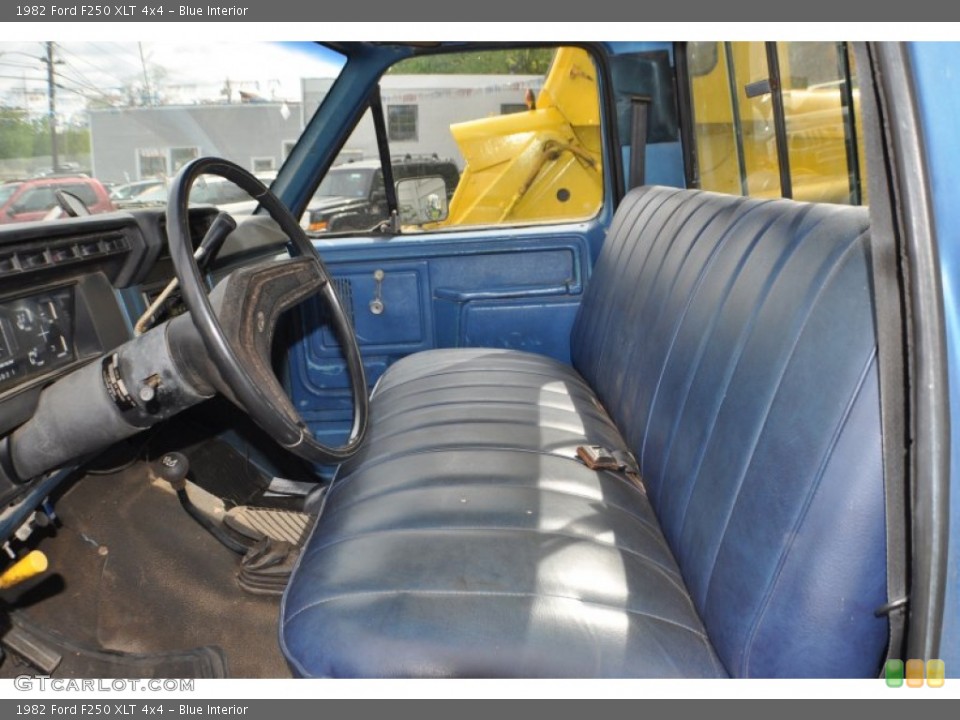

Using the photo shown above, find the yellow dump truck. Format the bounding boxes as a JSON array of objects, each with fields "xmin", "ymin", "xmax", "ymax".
[{"xmin": 438, "ymin": 47, "xmax": 604, "ymax": 227}]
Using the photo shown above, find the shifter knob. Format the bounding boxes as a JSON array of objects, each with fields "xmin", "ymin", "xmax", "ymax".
[{"xmin": 153, "ymin": 452, "xmax": 189, "ymax": 490}]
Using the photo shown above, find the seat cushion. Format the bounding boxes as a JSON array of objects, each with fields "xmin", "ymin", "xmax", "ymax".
[{"xmin": 281, "ymin": 349, "xmax": 727, "ymax": 678}]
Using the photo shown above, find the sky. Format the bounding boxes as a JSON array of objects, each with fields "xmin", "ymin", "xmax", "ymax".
[
  {"xmin": 0, "ymin": 40, "xmax": 344, "ymax": 124},
  {"xmin": 3, "ymin": 23, "xmax": 956, "ymax": 125}
]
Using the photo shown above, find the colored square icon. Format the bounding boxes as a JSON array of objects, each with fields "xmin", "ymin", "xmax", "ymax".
[
  {"xmin": 906, "ymin": 658, "xmax": 925, "ymax": 687},
  {"xmin": 885, "ymin": 659, "xmax": 904, "ymax": 687},
  {"xmin": 927, "ymin": 659, "xmax": 945, "ymax": 688}
]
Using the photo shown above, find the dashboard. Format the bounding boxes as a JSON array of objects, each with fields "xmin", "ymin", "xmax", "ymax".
[{"xmin": 0, "ymin": 206, "xmax": 288, "ymax": 437}]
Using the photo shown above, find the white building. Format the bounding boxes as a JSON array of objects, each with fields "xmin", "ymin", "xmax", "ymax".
[{"xmin": 89, "ymin": 74, "xmax": 544, "ymax": 183}]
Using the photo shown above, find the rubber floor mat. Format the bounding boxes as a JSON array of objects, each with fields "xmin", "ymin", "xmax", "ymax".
[{"xmin": 3, "ymin": 614, "xmax": 228, "ymax": 678}]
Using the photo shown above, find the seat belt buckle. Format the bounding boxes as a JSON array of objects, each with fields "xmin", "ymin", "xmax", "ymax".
[
  {"xmin": 576, "ymin": 445, "xmax": 645, "ymax": 492},
  {"xmin": 577, "ymin": 445, "xmax": 621, "ymax": 471}
]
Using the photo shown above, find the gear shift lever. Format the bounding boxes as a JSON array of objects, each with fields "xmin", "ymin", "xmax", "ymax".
[{"xmin": 152, "ymin": 452, "xmax": 247, "ymax": 554}]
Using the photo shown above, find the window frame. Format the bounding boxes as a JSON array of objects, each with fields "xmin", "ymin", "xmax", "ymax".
[
  {"xmin": 169, "ymin": 146, "xmax": 201, "ymax": 174},
  {"xmin": 136, "ymin": 147, "xmax": 167, "ymax": 180},
  {"xmin": 296, "ymin": 43, "xmax": 615, "ymax": 240}
]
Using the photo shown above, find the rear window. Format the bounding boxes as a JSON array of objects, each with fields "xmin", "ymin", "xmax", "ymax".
[
  {"xmin": 316, "ymin": 169, "xmax": 374, "ymax": 199},
  {"xmin": 686, "ymin": 41, "xmax": 865, "ymax": 205}
]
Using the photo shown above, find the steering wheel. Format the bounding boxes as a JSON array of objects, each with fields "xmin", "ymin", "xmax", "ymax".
[{"xmin": 165, "ymin": 157, "xmax": 368, "ymax": 464}]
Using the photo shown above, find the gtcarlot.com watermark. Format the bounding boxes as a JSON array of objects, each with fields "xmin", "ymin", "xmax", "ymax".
[{"xmin": 15, "ymin": 676, "xmax": 195, "ymax": 692}]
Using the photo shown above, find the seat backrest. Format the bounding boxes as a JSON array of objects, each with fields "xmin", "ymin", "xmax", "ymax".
[{"xmin": 571, "ymin": 186, "xmax": 887, "ymax": 678}]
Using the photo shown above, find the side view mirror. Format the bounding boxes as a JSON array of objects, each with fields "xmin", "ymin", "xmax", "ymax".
[{"xmin": 396, "ymin": 176, "xmax": 449, "ymax": 226}]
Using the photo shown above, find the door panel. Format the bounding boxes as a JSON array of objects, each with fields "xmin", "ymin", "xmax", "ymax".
[{"xmin": 282, "ymin": 229, "xmax": 596, "ymax": 447}]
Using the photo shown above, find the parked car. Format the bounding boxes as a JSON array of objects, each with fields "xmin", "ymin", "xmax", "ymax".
[
  {"xmin": 0, "ymin": 39, "xmax": 956, "ymax": 686},
  {"xmin": 109, "ymin": 179, "xmax": 166, "ymax": 203},
  {"xmin": 116, "ymin": 173, "xmax": 276, "ymax": 218},
  {"xmin": 0, "ymin": 175, "xmax": 114, "ymax": 224}
]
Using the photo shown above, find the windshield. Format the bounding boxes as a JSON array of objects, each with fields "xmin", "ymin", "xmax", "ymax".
[{"xmin": 0, "ymin": 41, "xmax": 346, "ymax": 223}]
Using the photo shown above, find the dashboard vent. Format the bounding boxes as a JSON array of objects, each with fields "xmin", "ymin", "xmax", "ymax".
[
  {"xmin": 19, "ymin": 250, "xmax": 50, "ymax": 269},
  {"xmin": 0, "ymin": 231, "xmax": 128, "ymax": 279}
]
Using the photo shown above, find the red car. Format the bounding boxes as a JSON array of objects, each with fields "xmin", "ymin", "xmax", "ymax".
[{"xmin": 0, "ymin": 175, "xmax": 115, "ymax": 224}]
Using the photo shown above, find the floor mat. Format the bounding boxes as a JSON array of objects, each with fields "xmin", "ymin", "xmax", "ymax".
[
  {"xmin": 0, "ymin": 464, "xmax": 292, "ymax": 678},
  {"xmin": 3, "ymin": 614, "xmax": 228, "ymax": 678}
]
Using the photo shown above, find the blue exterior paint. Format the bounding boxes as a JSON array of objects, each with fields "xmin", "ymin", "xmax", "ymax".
[{"xmin": 908, "ymin": 41, "xmax": 960, "ymax": 671}]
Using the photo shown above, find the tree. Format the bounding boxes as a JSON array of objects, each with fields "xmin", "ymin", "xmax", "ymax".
[
  {"xmin": 0, "ymin": 109, "xmax": 89, "ymax": 161},
  {"xmin": 389, "ymin": 48, "xmax": 555, "ymax": 75},
  {"xmin": 0, "ymin": 108, "xmax": 39, "ymax": 160}
]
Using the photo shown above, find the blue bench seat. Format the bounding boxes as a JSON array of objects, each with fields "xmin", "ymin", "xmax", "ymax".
[{"xmin": 281, "ymin": 186, "xmax": 888, "ymax": 678}]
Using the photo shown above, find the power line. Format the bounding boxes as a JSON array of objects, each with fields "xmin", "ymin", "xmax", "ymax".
[
  {"xmin": 0, "ymin": 60, "xmax": 40, "ymax": 71},
  {"xmin": 54, "ymin": 68, "xmax": 143, "ymax": 109},
  {"xmin": 54, "ymin": 80, "xmax": 120, "ymax": 106},
  {"xmin": 88, "ymin": 42, "xmax": 144, "ymax": 73},
  {"xmin": 55, "ymin": 66, "xmax": 119, "ymax": 96},
  {"xmin": 0, "ymin": 74, "xmax": 46, "ymax": 82},
  {"xmin": 57, "ymin": 45, "xmax": 132, "ymax": 89}
]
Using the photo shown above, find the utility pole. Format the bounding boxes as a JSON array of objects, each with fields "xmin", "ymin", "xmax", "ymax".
[
  {"xmin": 43, "ymin": 42, "xmax": 59, "ymax": 173},
  {"xmin": 138, "ymin": 42, "xmax": 151, "ymax": 105}
]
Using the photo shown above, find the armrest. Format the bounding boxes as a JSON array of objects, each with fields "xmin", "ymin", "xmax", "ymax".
[{"xmin": 434, "ymin": 282, "xmax": 576, "ymax": 302}]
